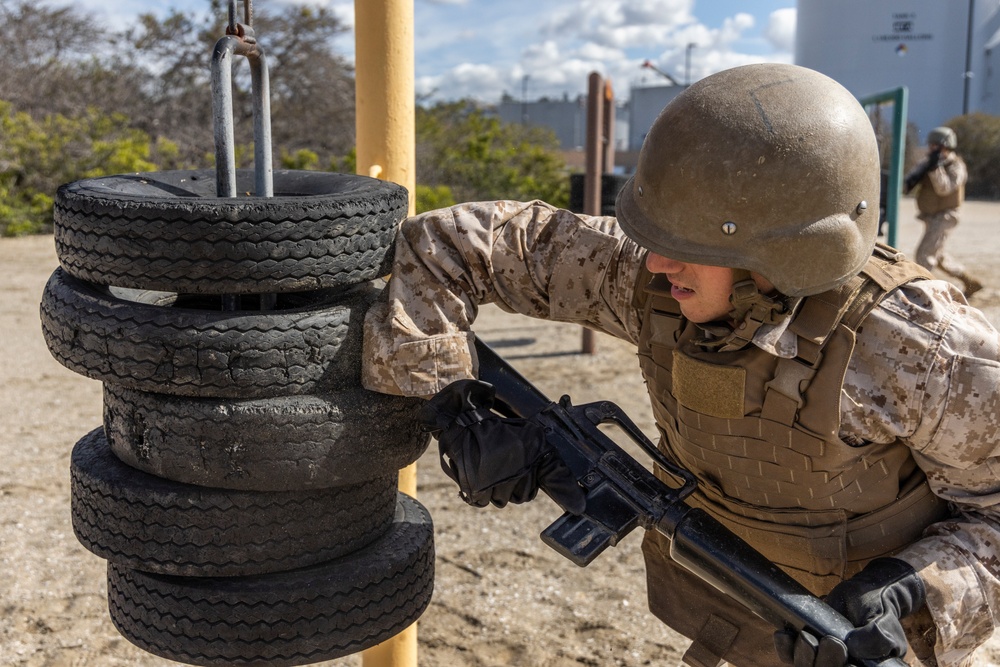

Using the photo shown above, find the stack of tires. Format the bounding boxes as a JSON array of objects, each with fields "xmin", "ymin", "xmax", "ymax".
[{"xmin": 40, "ymin": 169, "xmax": 434, "ymax": 666}]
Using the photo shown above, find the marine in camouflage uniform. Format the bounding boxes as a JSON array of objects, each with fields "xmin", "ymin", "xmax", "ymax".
[
  {"xmin": 906, "ymin": 127, "xmax": 982, "ymax": 298},
  {"xmin": 362, "ymin": 65, "xmax": 1000, "ymax": 667}
]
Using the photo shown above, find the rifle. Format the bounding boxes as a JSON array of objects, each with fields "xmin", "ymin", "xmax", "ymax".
[
  {"xmin": 903, "ymin": 149, "xmax": 940, "ymax": 193},
  {"xmin": 473, "ymin": 336, "xmax": 906, "ymax": 667}
]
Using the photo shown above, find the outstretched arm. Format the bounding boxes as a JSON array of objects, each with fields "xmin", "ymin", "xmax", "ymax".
[{"xmin": 362, "ymin": 200, "xmax": 645, "ymax": 397}]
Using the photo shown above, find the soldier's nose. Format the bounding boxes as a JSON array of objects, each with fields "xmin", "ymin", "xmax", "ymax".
[{"xmin": 646, "ymin": 252, "xmax": 686, "ymax": 275}]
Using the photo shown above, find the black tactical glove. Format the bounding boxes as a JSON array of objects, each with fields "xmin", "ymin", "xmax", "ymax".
[
  {"xmin": 773, "ymin": 557, "xmax": 926, "ymax": 667},
  {"xmin": 927, "ymin": 148, "xmax": 941, "ymax": 170},
  {"xmin": 418, "ymin": 379, "xmax": 587, "ymax": 514},
  {"xmin": 903, "ymin": 150, "xmax": 941, "ymax": 194}
]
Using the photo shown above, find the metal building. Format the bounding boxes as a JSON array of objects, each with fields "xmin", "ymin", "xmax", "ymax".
[
  {"xmin": 627, "ymin": 85, "xmax": 686, "ymax": 151},
  {"xmin": 497, "ymin": 95, "xmax": 587, "ymax": 150},
  {"xmin": 795, "ymin": 0, "xmax": 1000, "ymax": 140},
  {"xmin": 497, "ymin": 95, "xmax": 630, "ymax": 153}
]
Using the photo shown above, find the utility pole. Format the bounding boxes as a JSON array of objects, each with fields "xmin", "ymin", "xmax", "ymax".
[
  {"xmin": 685, "ymin": 42, "xmax": 696, "ymax": 86},
  {"xmin": 964, "ymin": 0, "xmax": 975, "ymax": 115},
  {"xmin": 581, "ymin": 73, "xmax": 616, "ymax": 354},
  {"xmin": 522, "ymin": 74, "xmax": 530, "ymax": 124}
]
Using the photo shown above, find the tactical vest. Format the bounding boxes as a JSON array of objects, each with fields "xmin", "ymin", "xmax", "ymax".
[
  {"xmin": 917, "ymin": 157, "xmax": 965, "ymax": 215},
  {"xmin": 635, "ymin": 244, "xmax": 951, "ymax": 600}
]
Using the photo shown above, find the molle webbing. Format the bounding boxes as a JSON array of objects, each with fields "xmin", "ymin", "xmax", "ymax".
[
  {"xmin": 634, "ymin": 247, "xmax": 950, "ymax": 666},
  {"xmin": 917, "ymin": 173, "xmax": 963, "ymax": 214},
  {"xmin": 635, "ymin": 245, "xmax": 946, "ymax": 571}
]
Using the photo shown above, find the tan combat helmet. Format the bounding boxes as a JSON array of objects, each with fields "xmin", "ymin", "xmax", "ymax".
[
  {"xmin": 616, "ymin": 63, "xmax": 880, "ymax": 298},
  {"xmin": 927, "ymin": 126, "xmax": 957, "ymax": 149}
]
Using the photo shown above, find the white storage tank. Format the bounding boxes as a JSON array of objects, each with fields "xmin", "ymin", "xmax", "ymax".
[{"xmin": 796, "ymin": 0, "xmax": 1000, "ymax": 140}]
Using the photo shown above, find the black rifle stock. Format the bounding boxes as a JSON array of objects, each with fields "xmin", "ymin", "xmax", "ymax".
[{"xmin": 474, "ymin": 337, "xmax": 906, "ymax": 667}]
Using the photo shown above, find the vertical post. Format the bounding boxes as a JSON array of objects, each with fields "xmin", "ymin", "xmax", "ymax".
[
  {"xmin": 887, "ymin": 87, "xmax": 908, "ymax": 249},
  {"xmin": 355, "ymin": 0, "xmax": 417, "ymax": 218},
  {"xmin": 860, "ymin": 87, "xmax": 908, "ymax": 249},
  {"xmin": 602, "ymin": 80, "xmax": 615, "ymax": 174},
  {"xmin": 522, "ymin": 74, "xmax": 530, "ymax": 124},
  {"xmin": 355, "ymin": 2, "xmax": 418, "ymax": 667},
  {"xmin": 964, "ymin": 0, "xmax": 976, "ymax": 115},
  {"xmin": 583, "ymin": 72, "xmax": 604, "ymax": 221},
  {"xmin": 581, "ymin": 72, "xmax": 605, "ymax": 355},
  {"xmin": 685, "ymin": 43, "xmax": 696, "ymax": 86}
]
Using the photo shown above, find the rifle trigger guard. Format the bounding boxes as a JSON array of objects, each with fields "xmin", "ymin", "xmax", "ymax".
[{"xmin": 577, "ymin": 399, "xmax": 697, "ymax": 500}]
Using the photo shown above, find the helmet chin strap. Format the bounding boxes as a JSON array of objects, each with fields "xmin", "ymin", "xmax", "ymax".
[{"xmin": 701, "ymin": 269, "xmax": 789, "ymax": 351}]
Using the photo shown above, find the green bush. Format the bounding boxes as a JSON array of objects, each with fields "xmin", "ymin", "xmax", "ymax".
[
  {"xmin": 0, "ymin": 101, "xmax": 170, "ymax": 236},
  {"xmin": 945, "ymin": 112, "xmax": 1000, "ymax": 199},
  {"xmin": 0, "ymin": 95, "xmax": 571, "ymax": 236},
  {"xmin": 416, "ymin": 184, "xmax": 456, "ymax": 213},
  {"xmin": 416, "ymin": 101, "xmax": 570, "ymax": 208}
]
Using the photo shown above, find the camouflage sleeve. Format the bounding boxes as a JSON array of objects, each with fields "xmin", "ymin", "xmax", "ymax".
[
  {"xmin": 843, "ymin": 279, "xmax": 1000, "ymax": 664},
  {"xmin": 927, "ymin": 157, "xmax": 967, "ymax": 197},
  {"xmin": 361, "ymin": 200, "xmax": 646, "ymax": 397}
]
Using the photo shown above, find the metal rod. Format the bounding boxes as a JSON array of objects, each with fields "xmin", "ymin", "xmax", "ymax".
[
  {"xmin": 211, "ymin": 36, "xmax": 240, "ymax": 198},
  {"xmin": 860, "ymin": 87, "xmax": 908, "ymax": 249},
  {"xmin": 211, "ymin": 27, "xmax": 273, "ymax": 197},
  {"xmin": 250, "ymin": 50, "xmax": 273, "ymax": 197},
  {"xmin": 211, "ymin": 0, "xmax": 273, "ymax": 312}
]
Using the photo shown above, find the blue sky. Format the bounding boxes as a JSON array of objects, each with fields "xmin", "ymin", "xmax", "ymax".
[{"xmin": 57, "ymin": 0, "xmax": 796, "ymax": 103}]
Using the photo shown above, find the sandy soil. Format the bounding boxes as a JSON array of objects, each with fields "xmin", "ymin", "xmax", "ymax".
[{"xmin": 3, "ymin": 196, "xmax": 1000, "ymax": 667}]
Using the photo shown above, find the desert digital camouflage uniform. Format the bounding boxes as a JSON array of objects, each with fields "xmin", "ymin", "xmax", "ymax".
[
  {"xmin": 914, "ymin": 153, "xmax": 972, "ymax": 288},
  {"xmin": 362, "ymin": 200, "xmax": 1000, "ymax": 667}
]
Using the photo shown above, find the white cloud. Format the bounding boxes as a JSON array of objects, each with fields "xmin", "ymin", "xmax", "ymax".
[
  {"xmin": 544, "ymin": 0, "xmax": 696, "ymax": 48},
  {"xmin": 575, "ymin": 42, "xmax": 628, "ymax": 63},
  {"xmin": 49, "ymin": 0, "xmax": 796, "ymax": 105},
  {"xmin": 419, "ymin": 62, "xmax": 510, "ymax": 100},
  {"xmin": 421, "ymin": 1, "xmax": 792, "ymax": 105},
  {"xmin": 638, "ymin": 14, "xmax": 762, "ymax": 87},
  {"xmin": 765, "ymin": 8, "xmax": 796, "ymax": 53},
  {"xmin": 719, "ymin": 13, "xmax": 755, "ymax": 43},
  {"xmin": 523, "ymin": 40, "xmax": 562, "ymax": 66},
  {"xmin": 620, "ymin": 0, "xmax": 695, "ymax": 26}
]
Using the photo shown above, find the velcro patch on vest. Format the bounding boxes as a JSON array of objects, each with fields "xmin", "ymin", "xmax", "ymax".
[{"xmin": 672, "ymin": 349, "xmax": 746, "ymax": 419}]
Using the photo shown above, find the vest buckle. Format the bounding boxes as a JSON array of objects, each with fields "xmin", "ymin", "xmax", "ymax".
[{"xmin": 763, "ymin": 357, "xmax": 818, "ymax": 409}]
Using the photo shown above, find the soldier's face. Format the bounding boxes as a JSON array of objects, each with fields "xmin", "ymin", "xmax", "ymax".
[{"xmin": 645, "ymin": 252, "xmax": 736, "ymax": 323}]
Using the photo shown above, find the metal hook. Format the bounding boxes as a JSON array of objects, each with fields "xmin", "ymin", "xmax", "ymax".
[
  {"xmin": 227, "ymin": 0, "xmax": 256, "ymax": 42},
  {"xmin": 213, "ymin": 0, "xmax": 273, "ymax": 312},
  {"xmin": 213, "ymin": 0, "xmax": 271, "ymax": 198}
]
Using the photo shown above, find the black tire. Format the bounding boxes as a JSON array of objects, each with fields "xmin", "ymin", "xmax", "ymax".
[
  {"xmin": 41, "ymin": 268, "xmax": 379, "ymax": 398},
  {"xmin": 54, "ymin": 169, "xmax": 406, "ymax": 293},
  {"xmin": 103, "ymin": 383, "xmax": 428, "ymax": 491},
  {"xmin": 107, "ymin": 494, "xmax": 434, "ymax": 667},
  {"xmin": 71, "ymin": 428, "xmax": 398, "ymax": 577}
]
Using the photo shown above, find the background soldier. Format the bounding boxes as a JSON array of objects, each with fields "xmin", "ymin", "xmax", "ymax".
[
  {"xmin": 905, "ymin": 126, "xmax": 982, "ymax": 297},
  {"xmin": 363, "ymin": 64, "xmax": 1000, "ymax": 667}
]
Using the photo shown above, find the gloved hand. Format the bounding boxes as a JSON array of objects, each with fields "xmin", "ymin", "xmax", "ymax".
[
  {"xmin": 418, "ymin": 379, "xmax": 587, "ymax": 514},
  {"xmin": 927, "ymin": 148, "xmax": 941, "ymax": 170},
  {"xmin": 904, "ymin": 150, "xmax": 942, "ymax": 193},
  {"xmin": 773, "ymin": 557, "xmax": 926, "ymax": 667}
]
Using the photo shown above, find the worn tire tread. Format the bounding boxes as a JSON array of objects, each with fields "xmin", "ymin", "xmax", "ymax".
[
  {"xmin": 71, "ymin": 428, "xmax": 397, "ymax": 577},
  {"xmin": 107, "ymin": 495, "xmax": 434, "ymax": 666},
  {"xmin": 53, "ymin": 170, "xmax": 405, "ymax": 293}
]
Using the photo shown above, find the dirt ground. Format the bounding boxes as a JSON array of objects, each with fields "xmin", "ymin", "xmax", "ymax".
[{"xmin": 4, "ymin": 197, "xmax": 1000, "ymax": 667}]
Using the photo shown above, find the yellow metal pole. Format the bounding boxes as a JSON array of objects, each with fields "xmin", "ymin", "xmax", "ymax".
[
  {"xmin": 355, "ymin": 0, "xmax": 416, "ymax": 219},
  {"xmin": 356, "ymin": 1, "xmax": 418, "ymax": 666}
]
